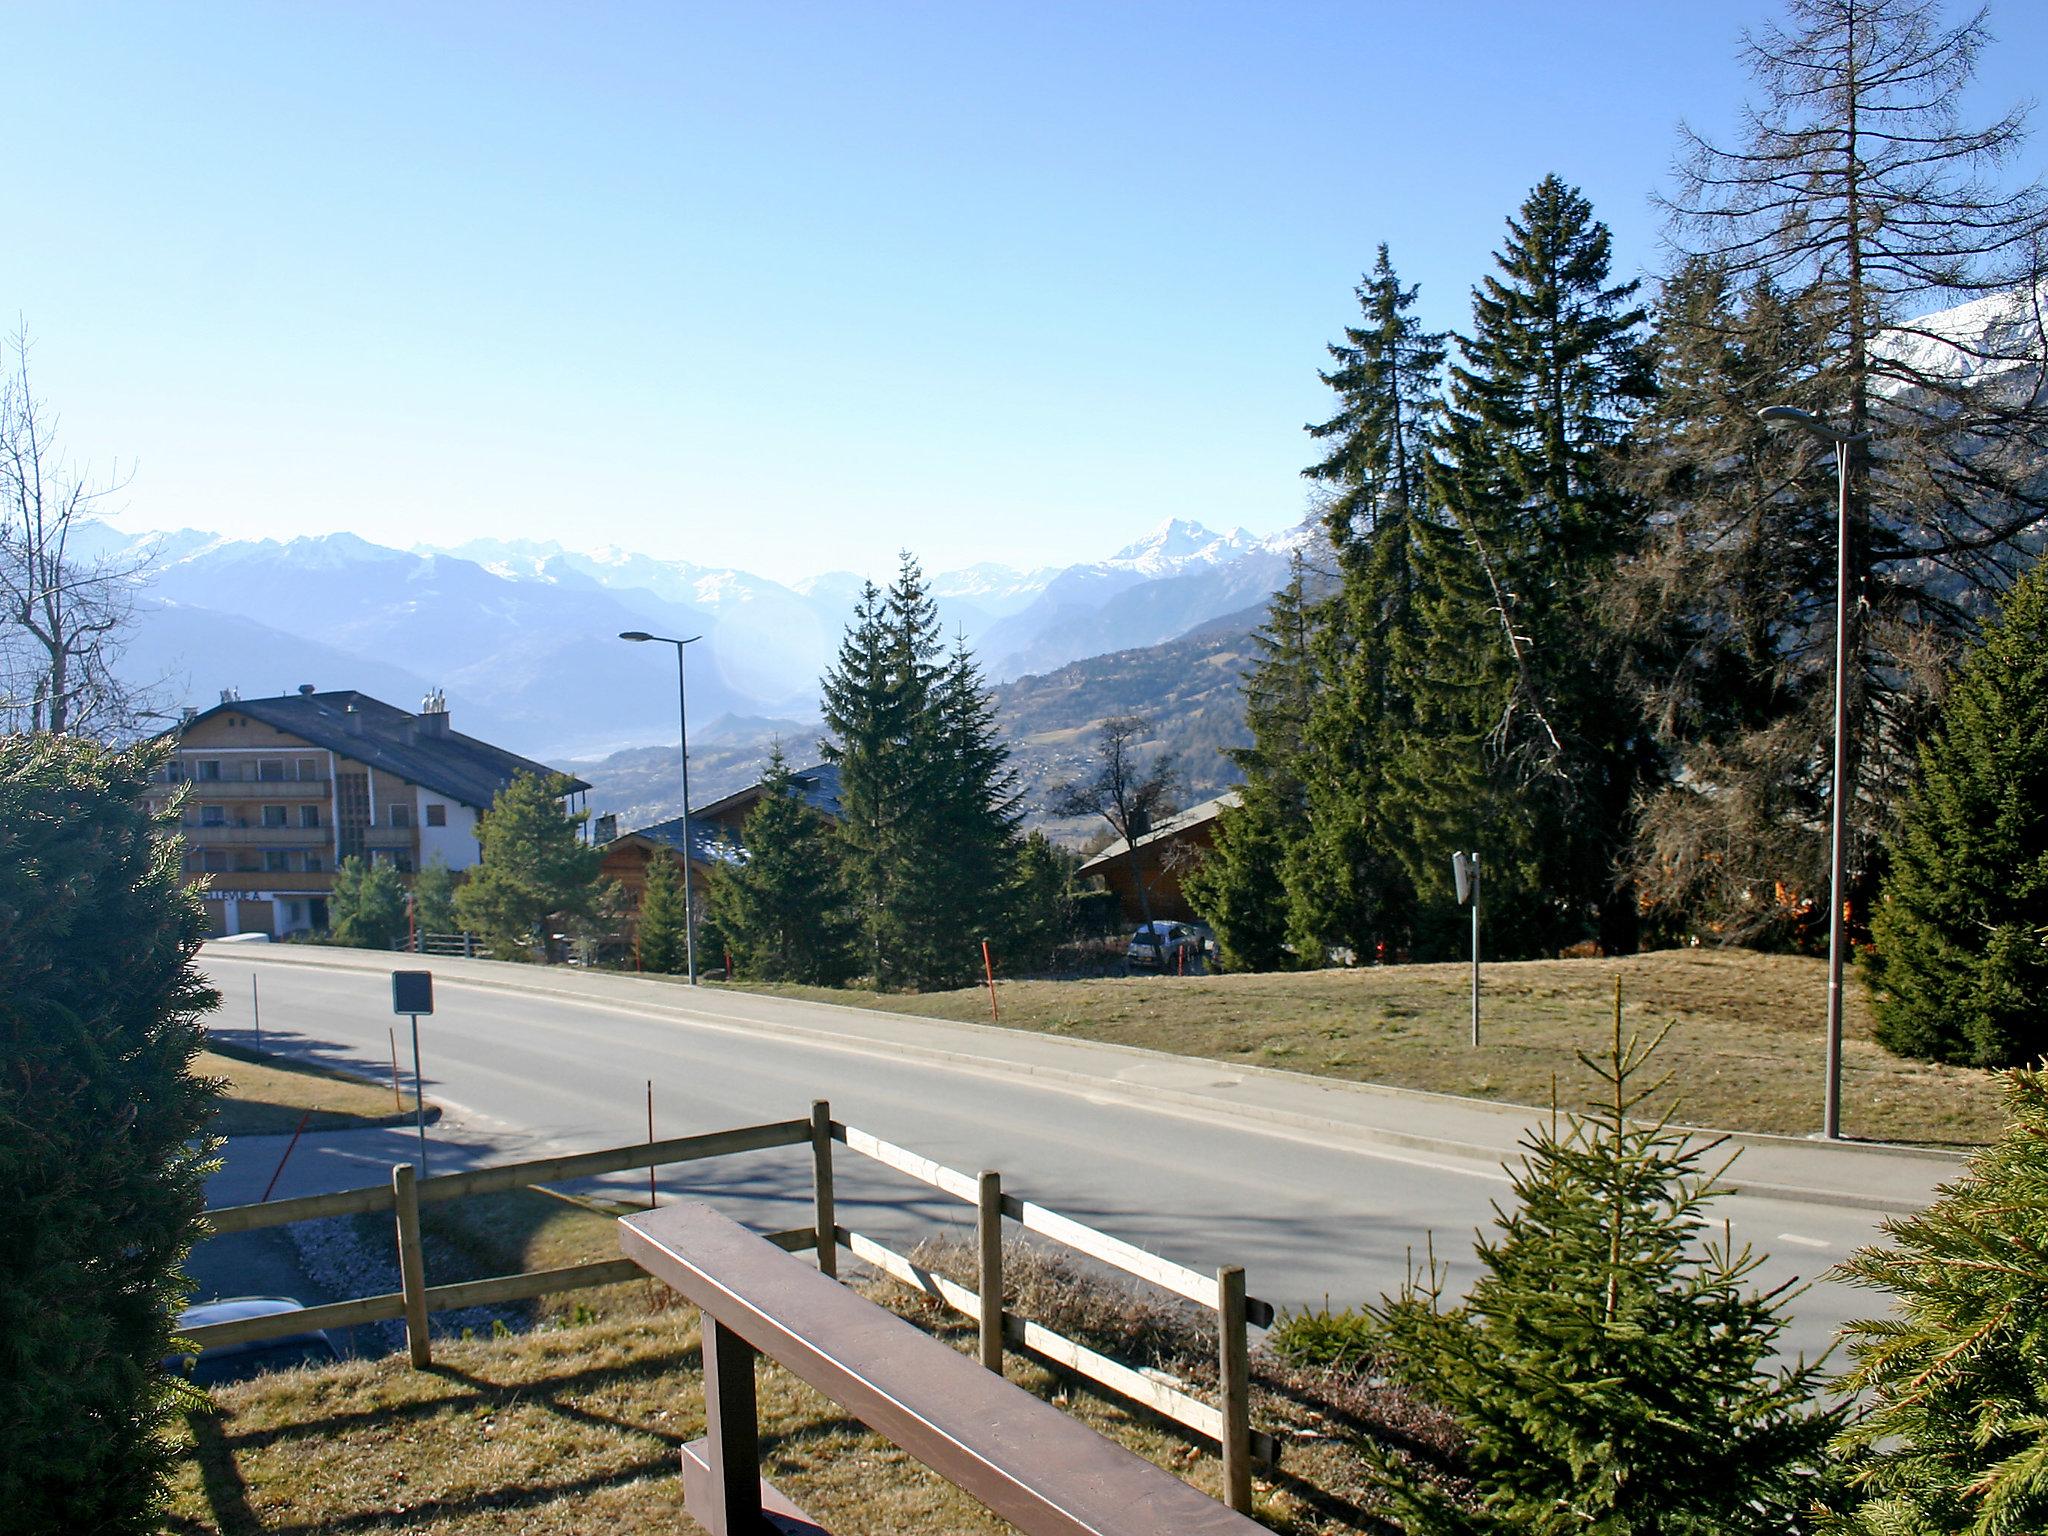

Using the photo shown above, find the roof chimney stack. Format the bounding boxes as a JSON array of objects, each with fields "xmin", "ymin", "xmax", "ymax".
[{"xmin": 417, "ymin": 687, "xmax": 450, "ymax": 737}]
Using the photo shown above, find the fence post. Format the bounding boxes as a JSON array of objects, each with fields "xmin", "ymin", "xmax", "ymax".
[
  {"xmin": 1218, "ymin": 1264, "xmax": 1252, "ymax": 1514},
  {"xmin": 699, "ymin": 1316, "xmax": 766, "ymax": 1536},
  {"xmin": 810, "ymin": 1100, "xmax": 837, "ymax": 1279},
  {"xmin": 463, "ymin": 932, "xmax": 474, "ymax": 958},
  {"xmin": 393, "ymin": 1162, "xmax": 431, "ymax": 1368},
  {"xmin": 977, "ymin": 1170, "xmax": 1004, "ymax": 1373}
]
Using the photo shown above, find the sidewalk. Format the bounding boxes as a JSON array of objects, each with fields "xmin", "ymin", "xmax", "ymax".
[{"xmin": 208, "ymin": 945, "xmax": 1966, "ymax": 1217}]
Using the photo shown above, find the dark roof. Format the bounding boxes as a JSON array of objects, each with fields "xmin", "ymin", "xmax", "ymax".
[
  {"xmin": 175, "ymin": 691, "xmax": 588, "ymax": 809},
  {"xmin": 693, "ymin": 762, "xmax": 842, "ymax": 824},
  {"xmin": 1076, "ymin": 791, "xmax": 1241, "ymax": 873},
  {"xmin": 617, "ymin": 814, "xmax": 742, "ymax": 866}
]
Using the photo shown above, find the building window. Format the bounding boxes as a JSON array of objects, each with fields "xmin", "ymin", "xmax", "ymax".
[
  {"xmin": 425, "ymin": 803, "xmax": 447, "ymax": 827},
  {"xmin": 284, "ymin": 901, "xmax": 303, "ymax": 924},
  {"xmin": 394, "ymin": 853, "xmax": 414, "ymax": 874},
  {"xmin": 196, "ymin": 760, "xmax": 221, "ymax": 781},
  {"xmin": 306, "ymin": 853, "xmax": 323, "ymax": 872},
  {"xmin": 261, "ymin": 805, "xmax": 287, "ymax": 828},
  {"xmin": 259, "ymin": 759, "xmax": 286, "ymax": 781},
  {"xmin": 202, "ymin": 850, "xmax": 230, "ymax": 873},
  {"xmin": 298, "ymin": 758, "xmax": 319, "ymax": 780},
  {"xmin": 235, "ymin": 853, "xmax": 260, "ymax": 873},
  {"xmin": 391, "ymin": 804, "xmax": 411, "ymax": 828},
  {"xmin": 200, "ymin": 805, "xmax": 226, "ymax": 827},
  {"xmin": 299, "ymin": 804, "xmax": 321, "ymax": 828},
  {"xmin": 264, "ymin": 851, "xmax": 290, "ymax": 873}
]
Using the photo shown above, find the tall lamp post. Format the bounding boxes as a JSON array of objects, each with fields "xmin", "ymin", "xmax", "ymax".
[
  {"xmin": 620, "ymin": 630, "xmax": 703, "ymax": 985},
  {"xmin": 1758, "ymin": 405, "xmax": 1869, "ymax": 1140}
]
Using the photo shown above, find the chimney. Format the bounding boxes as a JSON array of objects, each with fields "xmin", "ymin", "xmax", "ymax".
[
  {"xmin": 416, "ymin": 687, "xmax": 450, "ymax": 738},
  {"xmin": 344, "ymin": 703, "xmax": 365, "ymax": 736},
  {"xmin": 298, "ymin": 683, "xmax": 316, "ymax": 696},
  {"xmin": 179, "ymin": 706, "xmax": 198, "ymax": 726}
]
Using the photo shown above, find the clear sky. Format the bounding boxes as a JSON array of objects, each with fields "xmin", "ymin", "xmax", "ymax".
[{"xmin": 7, "ymin": 2, "xmax": 2044, "ymax": 584}]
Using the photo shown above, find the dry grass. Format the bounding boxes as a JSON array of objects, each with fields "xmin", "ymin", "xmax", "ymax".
[
  {"xmin": 201, "ymin": 1043, "xmax": 426, "ymax": 1138},
  {"xmin": 166, "ymin": 1195, "xmax": 1447, "ymax": 1532},
  {"xmin": 708, "ymin": 948, "xmax": 2006, "ymax": 1145}
]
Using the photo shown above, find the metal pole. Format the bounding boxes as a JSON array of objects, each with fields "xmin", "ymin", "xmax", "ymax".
[
  {"xmin": 252, "ymin": 973, "xmax": 261, "ymax": 1049},
  {"xmin": 409, "ymin": 1013, "xmax": 428, "ymax": 1175},
  {"xmin": 1823, "ymin": 439, "xmax": 1852, "ymax": 1140},
  {"xmin": 1470, "ymin": 854, "xmax": 1481, "ymax": 1048},
  {"xmin": 675, "ymin": 640, "xmax": 697, "ymax": 986}
]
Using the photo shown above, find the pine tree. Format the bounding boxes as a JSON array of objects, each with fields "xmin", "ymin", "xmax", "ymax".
[
  {"xmin": 1867, "ymin": 559, "xmax": 2048, "ymax": 1067},
  {"xmin": 710, "ymin": 748, "xmax": 859, "ymax": 984},
  {"xmin": 1368, "ymin": 990, "xmax": 1840, "ymax": 1535},
  {"xmin": 1397, "ymin": 176, "xmax": 1656, "ymax": 958},
  {"xmin": 412, "ymin": 856, "xmax": 459, "ymax": 936},
  {"xmin": 1, "ymin": 735, "xmax": 220, "ymax": 1530},
  {"xmin": 453, "ymin": 772, "xmax": 603, "ymax": 963},
  {"xmin": 635, "ymin": 850, "xmax": 690, "ymax": 976},
  {"xmin": 1183, "ymin": 793, "xmax": 1293, "ymax": 971},
  {"xmin": 1609, "ymin": 261, "xmax": 1838, "ymax": 947},
  {"xmin": 921, "ymin": 633, "xmax": 1025, "ymax": 978},
  {"xmin": 1662, "ymin": 0, "xmax": 2048, "ymax": 936},
  {"xmin": 1291, "ymin": 246, "xmax": 1447, "ymax": 963},
  {"xmin": 1007, "ymin": 830, "xmax": 1076, "ymax": 972},
  {"xmin": 1826, "ymin": 1070, "xmax": 2048, "ymax": 1536},
  {"xmin": 328, "ymin": 854, "xmax": 407, "ymax": 949}
]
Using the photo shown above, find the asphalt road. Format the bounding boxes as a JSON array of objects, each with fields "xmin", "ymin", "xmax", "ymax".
[{"xmin": 196, "ymin": 947, "xmax": 1940, "ymax": 1364}]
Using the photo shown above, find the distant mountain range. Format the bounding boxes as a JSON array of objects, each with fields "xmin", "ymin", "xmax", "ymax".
[{"xmin": 85, "ymin": 513, "xmax": 1323, "ymax": 796}]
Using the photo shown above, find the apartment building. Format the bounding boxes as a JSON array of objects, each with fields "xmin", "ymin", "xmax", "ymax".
[{"xmin": 151, "ymin": 686, "xmax": 589, "ymax": 939}]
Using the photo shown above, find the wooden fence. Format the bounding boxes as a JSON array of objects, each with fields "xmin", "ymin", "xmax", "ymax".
[{"xmin": 191, "ymin": 1099, "xmax": 1273, "ymax": 1514}]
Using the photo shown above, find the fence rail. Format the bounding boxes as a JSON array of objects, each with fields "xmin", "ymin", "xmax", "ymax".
[{"xmin": 191, "ymin": 1099, "xmax": 1271, "ymax": 1516}]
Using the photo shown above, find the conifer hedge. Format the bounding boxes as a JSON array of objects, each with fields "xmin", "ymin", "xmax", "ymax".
[{"xmin": 0, "ymin": 735, "xmax": 220, "ymax": 1531}]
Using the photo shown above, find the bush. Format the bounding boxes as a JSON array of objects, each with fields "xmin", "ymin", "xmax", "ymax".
[
  {"xmin": 1868, "ymin": 559, "xmax": 2048, "ymax": 1067},
  {"xmin": 1826, "ymin": 1070, "xmax": 2048, "ymax": 1535},
  {"xmin": 0, "ymin": 735, "xmax": 220, "ymax": 1531}
]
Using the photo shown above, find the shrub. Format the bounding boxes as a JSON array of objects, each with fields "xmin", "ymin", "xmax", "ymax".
[{"xmin": 0, "ymin": 735, "xmax": 220, "ymax": 1531}]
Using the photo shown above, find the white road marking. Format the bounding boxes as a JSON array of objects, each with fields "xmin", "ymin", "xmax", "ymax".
[{"xmin": 1776, "ymin": 1232, "xmax": 1831, "ymax": 1249}]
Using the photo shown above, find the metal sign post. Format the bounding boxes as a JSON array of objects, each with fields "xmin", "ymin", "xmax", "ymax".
[
  {"xmin": 391, "ymin": 970, "xmax": 435, "ymax": 1174},
  {"xmin": 1453, "ymin": 852, "xmax": 1481, "ymax": 1046}
]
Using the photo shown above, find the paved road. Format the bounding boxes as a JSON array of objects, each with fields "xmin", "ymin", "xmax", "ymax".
[{"xmin": 197, "ymin": 946, "xmax": 1958, "ymax": 1363}]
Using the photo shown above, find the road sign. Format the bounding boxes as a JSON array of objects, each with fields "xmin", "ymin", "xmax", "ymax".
[{"xmin": 392, "ymin": 970, "xmax": 434, "ymax": 1016}]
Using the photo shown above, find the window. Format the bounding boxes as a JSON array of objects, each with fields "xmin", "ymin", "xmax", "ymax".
[
  {"xmin": 284, "ymin": 901, "xmax": 303, "ymax": 924},
  {"xmin": 234, "ymin": 853, "xmax": 260, "ymax": 872},
  {"xmin": 297, "ymin": 758, "xmax": 320, "ymax": 781},
  {"xmin": 305, "ymin": 853, "xmax": 323, "ymax": 872},
  {"xmin": 200, "ymin": 805, "xmax": 226, "ymax": 827},
  {"xmin": 264, "ymin": 851, "xmax": 290, "ymax": 873},
  {"xmin": 259, "ymin": 759, "xmax": 286, "ymax": 781},
  {"xmin": 202, "ymin": 850, "xmax": 230, "ymax": 873},
  {"xmin": 299, "ymin": 804, "xmax": 321, "ymax": 828},
  {"xmin": 390, "ymin": 804, "xmax": 411, "ymax": 828},
  {"xmin": 425, "ymin": 803, "xmax": 447, "ymax": 828},
  {"xmin": 394, "ymin": 853, "xmax": 414, "ymax": 874},
  {"xmin": 196, "ymin": 760, "xmax": 221, "ymax": 781},
  {"xmin": 261, "ymin": 805, "xmax": 287, "ymax": 828}
]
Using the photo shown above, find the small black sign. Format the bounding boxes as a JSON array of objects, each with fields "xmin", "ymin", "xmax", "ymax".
[{"xmin": 391, "ymin": 970, "xmax": 434, "ymax": 1016}]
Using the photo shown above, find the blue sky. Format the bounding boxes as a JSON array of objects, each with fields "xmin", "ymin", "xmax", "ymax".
[{"xmin": 7, "ymin": 2, "xmax": 2044, "ymax": 584}]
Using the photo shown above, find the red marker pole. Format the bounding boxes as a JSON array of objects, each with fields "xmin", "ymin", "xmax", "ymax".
[
  {"xmin": 981, "ymin": 939, "xmax": 999, "ymax": 1022},
  {"xmin": 646, "ymin": 1079, "xmax": 657, "ymax": 1210}
]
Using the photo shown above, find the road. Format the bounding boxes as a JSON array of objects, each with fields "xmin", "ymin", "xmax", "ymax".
[{"xmin": 196, "ymin": 945, "xmax": 1956, "ymax": 1363}]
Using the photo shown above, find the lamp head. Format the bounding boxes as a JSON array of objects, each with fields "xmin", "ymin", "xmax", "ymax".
[
  {"xmin": 1757, "ymin": 405, "xmax": 1868, "ymax": 444},
  {"xmin": 619, "ymin": 631, "xmax": 654, "ymax": 642}
]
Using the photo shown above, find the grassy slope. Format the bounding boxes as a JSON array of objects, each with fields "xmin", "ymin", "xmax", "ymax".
[
  {"xmin": 706, "ymin": 948, "xmax": 2005, "ymax": 1146},
  {"xmin": 201, "ymin": 1042, "xmax": 424, "ymax": 1137}
]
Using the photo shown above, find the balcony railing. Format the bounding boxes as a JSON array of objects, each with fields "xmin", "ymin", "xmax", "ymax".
[
  {"xmin": 179, "ymin": 824, "xmax": 330, "ymax": 844},
  {"xmin": 187, "ymin": 871, "xmax": 338, "ymax": 893},
  {"xmin": 175, "ymin": 778, "xmax": 331, "ymax": 799}
]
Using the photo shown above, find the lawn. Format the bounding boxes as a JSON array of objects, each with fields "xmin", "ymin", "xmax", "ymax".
[
  {"xmin": 201, "ymin": 1041, "xmax": 426, "ymax": 1138},
  {"xmin": 707, "ymin": 948, "xmax": 2006, "ymax": 1146}
]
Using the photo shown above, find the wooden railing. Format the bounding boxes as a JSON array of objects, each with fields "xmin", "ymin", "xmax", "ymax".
[
  {"xmin": 192, "ymin": 1100, "xmax": 1273, "ymax": 1515},
  {"xmin": 621, "ymin": 1200, "xmax": 1267, "ymax": 1536}
]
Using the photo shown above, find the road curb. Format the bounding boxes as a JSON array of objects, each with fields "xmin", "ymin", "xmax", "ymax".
[{"xmin": 204, "ymin": 944, "xmax": 1956, "ymax": 1215}]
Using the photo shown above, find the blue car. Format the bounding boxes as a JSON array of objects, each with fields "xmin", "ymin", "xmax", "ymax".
[{"xmin": 169, "ymin": 1296, "xmax": 340, "ymax": 1386}]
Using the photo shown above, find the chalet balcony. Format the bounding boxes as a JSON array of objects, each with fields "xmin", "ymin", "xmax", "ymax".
[
  {"xmin": 178, "ymin": 824, "xmax": 331, "ymax": 845},
  {"xmin": 188, "ymin": 871, "xmax": 338, "ymax": 894},
  {"xmin": 175, "ymin": 778, "xmax": 331, "ymax": 800}
]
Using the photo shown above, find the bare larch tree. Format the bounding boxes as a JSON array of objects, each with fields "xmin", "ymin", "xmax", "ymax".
[{"xmin": 1053, "ymin": 714, "xmax": 1180, "ymax": 936}]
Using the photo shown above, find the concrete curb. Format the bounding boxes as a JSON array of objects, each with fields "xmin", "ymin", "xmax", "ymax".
[{"xmin": 205, "ymin": 944, "xmax": 1960, "ymax": 1215}]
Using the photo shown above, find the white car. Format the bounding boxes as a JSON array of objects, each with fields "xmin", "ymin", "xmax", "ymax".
[{"xmin": 168, "ymin": 1296, "xmax": 339, "ymax": 1386}]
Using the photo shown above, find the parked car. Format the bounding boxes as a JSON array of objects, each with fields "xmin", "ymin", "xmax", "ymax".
[
  {"xmin": 1124, "ymin": 921, "xmax": 1207, "ymax": 972},
  {"xmin": 168, "ymin": 1297, "xmax": 340, "ymax": 1386}
]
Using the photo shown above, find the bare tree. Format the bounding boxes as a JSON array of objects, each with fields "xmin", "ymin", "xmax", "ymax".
[
  {"xmin": 0, "ymin": 328, "xmax": 156, "ymax": 736},
  {"xmin": 1052, "ymin": 715, "xmax": 1179, "ymax": 935}
]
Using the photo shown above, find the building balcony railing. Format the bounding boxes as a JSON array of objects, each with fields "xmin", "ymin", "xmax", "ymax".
[
  {"xmin": 178, "ymin": 824, "xmax": 331, "ymax": 844},
  {"xmin": 173, "ymin": 778, "xmax": 332, "ymax": 799},
  {"xmin": 187, "ymin": 871, "xmax": 338, "ymax": 894},
  {"xmin": 359, "ymin": 827, "xmax": 418, "ymax": 848}
]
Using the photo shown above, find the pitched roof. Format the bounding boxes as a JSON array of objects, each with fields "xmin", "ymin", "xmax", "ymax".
[
  {"xmin": 174, "ymin": 690, "xmax": 588, "ymax": 809},
  {"xmin": 617, "ymin": 762, "xmax": 840, "ymax": 865},
  {"xmin": 1076, "ymin": 791, "xmax": 1241, "ymax": 874},
  {"xmin": 611, "ymin": 813, "xmax": 742, "ymax": 866},
  {"xmin": 692, "ymin": 762, "xmax": 842, "ymax": 824}
]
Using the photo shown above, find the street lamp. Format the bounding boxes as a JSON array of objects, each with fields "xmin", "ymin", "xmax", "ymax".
[
  {"xmin": 1757, "ymin": 405, "xmax": 1870, "ymax": 1140},
  {"xmin": 619, "ymin": 630, "xmax": 703, "ymax": 985}
]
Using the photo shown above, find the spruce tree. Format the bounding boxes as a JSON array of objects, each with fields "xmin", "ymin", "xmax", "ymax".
[
  {"xmin": 1867, "ymin": 559, "xmax": 2048, "ymax": 1067},
  {"xmin": 1826, "ymin": 1070, "xmax": 2048, "ymax": 1536},
  {"xmin": 411, "ymin": 856, "xmax": 459, "ymax": 936},
  {"xmin": 1007, "ymin": 830, "xmax": 1076, "ymax": 972},
  {"xmin": 922, "ymin": 633, "xmax": 1025, "ymax": 977},
  {"xmin": 635, "ymin": 850, "xmax": 691, "ymax": 976},
  {"xmin": 327, "ymin": 854, "xmax": 407, "ymax": 949},
  {"xmin": 1368, "ymin": 991, "xmax": 1840, "ymax": 1535},
  {"xmin": 1662, "ymin": 0, "xmax": 2048, "ymax": 937},
  {"xmin": 1398, "ymin": 176, "xmax": 1656, "ymax": 958},
  {"xmin": 453, "ymin": 772, "xmax": 602, "ymax": 962},
  {"xmin": 1, "ymin": 735, "xmax": 220, "ymax": 1531},
  {"xmin": 710, "ymin": 748, "xmax": 858, "ymax": 984}
]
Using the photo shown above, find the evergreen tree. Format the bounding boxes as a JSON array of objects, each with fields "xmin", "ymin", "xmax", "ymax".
[
  {"xmin": 453, "ymin": 772, "xmax": 603, "ymax": 962},
  {"xmin": 635, "ymin": 850, "xmax": 691, "ymax": 976},
  {"xmin": 1, "ymin": 735, "xmax": 219, "ymax": 1531},
  {"xmin": 1368, "ymin": 992, "xmax": 1840, "ymax": 1535},
  {"xmin": 411, "ymin": 856, "xmax": 459, "ymax": 936},
  {"xmin": 1867, "ymin": 559, "xmax": 2048, "ymax": 1067},
  {"xmin": 1291, "ymin": 246, "xmax": 1447, "ymax": 963},
  {"xmin": 1009, "ymin": 830, "xmax": 1079, "ymax": 972},
  {"xmin": 1398, "ymin": 176, "xmax": 1656, "ymax": 958},
  {"xmin": 709, "ymin": 748, "xmax": 859, "ymax": 984},
  {"xmin": 923, "ymin": 633, "xmax": 1025, "ymax": 972},
  {"xmin": 1608, "ymin": 262, "xmax": 1838, "ymax": 947},
  {"xmin": 1662, "ymin": 0, "xmax": 2048, "ymax": 937},
  {"xmin": 1183, "ymin": 793, "xmax": 1293, "ymax": 971},
  {"xmin": 1825, "ymin": 1070, "xmax": 2048, "ymax": 1536},
  {"xmin": 327, "ymin": 854, "xmax": 407, "ymax": 949}
]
